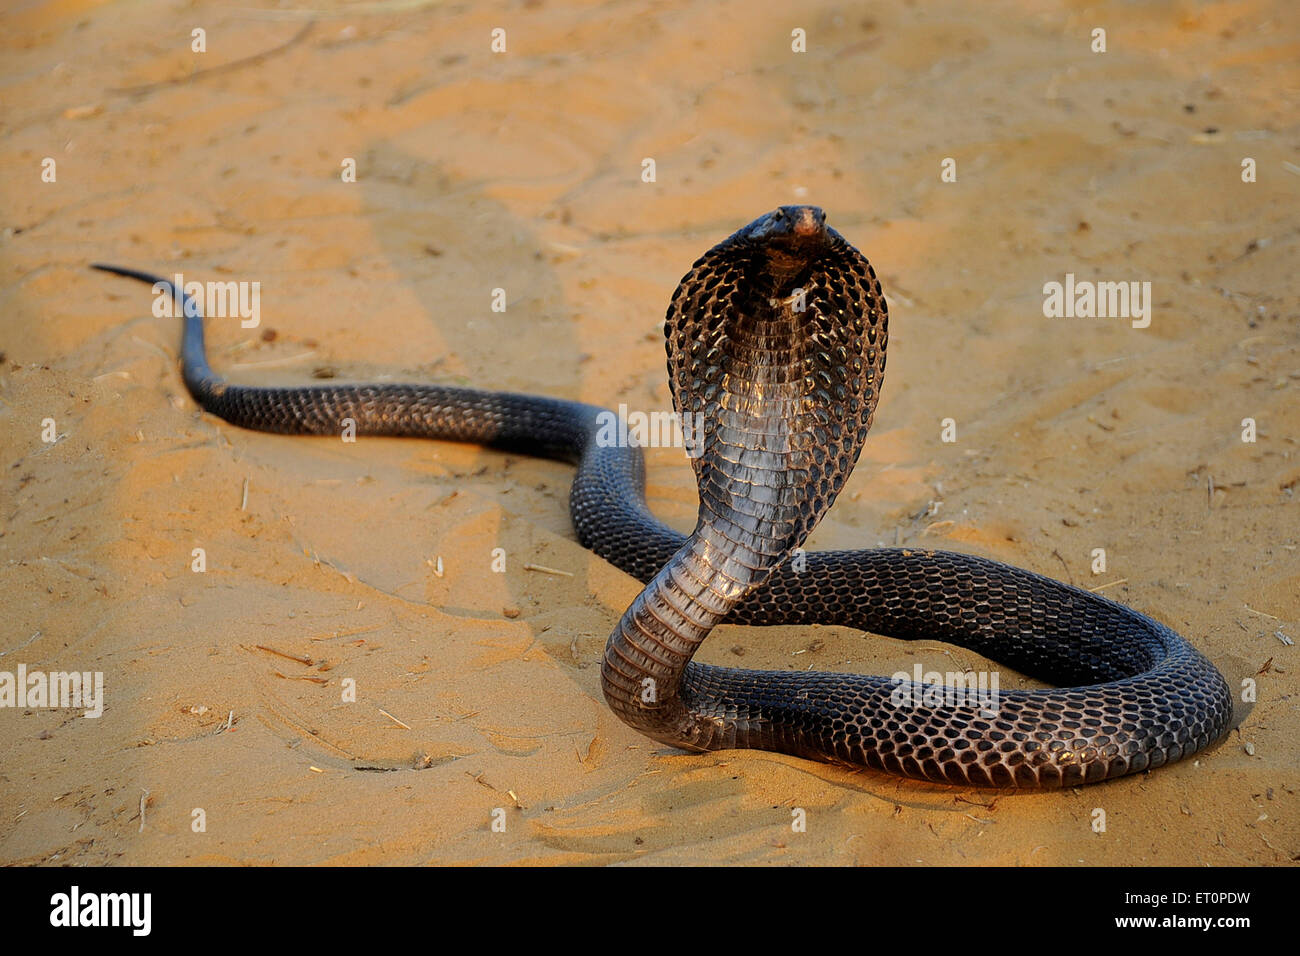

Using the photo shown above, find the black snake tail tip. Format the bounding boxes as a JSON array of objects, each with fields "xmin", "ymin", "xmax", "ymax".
[{"xmin": 92, "ymin": 262, "xmax": 220, "ymax": 393}]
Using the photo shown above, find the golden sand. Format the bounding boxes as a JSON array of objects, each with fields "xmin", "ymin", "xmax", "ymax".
[{"xmin": 0, "ymin": 0, "xmax": 1296, "ymax": 864}]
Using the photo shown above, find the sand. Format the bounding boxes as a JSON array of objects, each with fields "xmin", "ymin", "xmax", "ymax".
[{"xmin": 0, "ymin": 0, "xmax": 1296, "ymax": 865}]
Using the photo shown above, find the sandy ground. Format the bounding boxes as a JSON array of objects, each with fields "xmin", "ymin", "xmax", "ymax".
[{"xmin": 1, "ymin": 0, "xmax": 1297, "ymax": 866}]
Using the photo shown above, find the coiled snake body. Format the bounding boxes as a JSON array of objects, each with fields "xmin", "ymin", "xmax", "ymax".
[{"xmin": 95, "ymin": 205, "xmax": 1231, "ymax": 788}]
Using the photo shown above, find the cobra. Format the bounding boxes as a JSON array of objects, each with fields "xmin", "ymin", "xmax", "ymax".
[{"xmin": 94, "ymin": 205, "xmax": 1232, "ymax": 788}]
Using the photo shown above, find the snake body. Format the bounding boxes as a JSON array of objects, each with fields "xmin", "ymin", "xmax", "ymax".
[{"xmin": 93, "ymin": 205, "xmax": 1232, "ymax": 787}]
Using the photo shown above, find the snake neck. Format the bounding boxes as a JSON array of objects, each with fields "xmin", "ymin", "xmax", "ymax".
[{"xmin": 600, "ymin": 529, "xmax": 758, "ymax": 748}]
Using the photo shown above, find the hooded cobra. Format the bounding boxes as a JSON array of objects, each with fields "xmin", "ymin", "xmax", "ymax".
[{"xmin": 93, "ymin": 205, "xmax": 1232, "ymax": 788}]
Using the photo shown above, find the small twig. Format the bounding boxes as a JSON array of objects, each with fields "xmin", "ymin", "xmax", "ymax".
[
  {"xmin": 1243, "ymin": 604, "xmax": 1280, "ymax": 621},
  {"xmin": 1088, "ymin": 578, "xmax": 1128, "ymax": 593},
  {"xmin": 1050, "ymin": 550, "xmax": 1074, "ymax": 586},
  {"xmin": 213, "ymin": 710, "xmax": 235, "ymax": 735},
  {"xmin": 274, "ymin": 671, "xmax": 329, "ymax": 684},
  {"xmin": 254, "ymin": 644, "xmax": 313, "ymax": 666},
  {"xmin": 241, "ymin": 477, "xmax": 249, "ymax": 511},
  {"xmin": 0, "ymin": 631, "xmax": 40, "ymax": 658},
  {"xmin": 523, "ymin": 562, "xmax": 573, "ymax": 577},
  {"xmin": 378, "ymin": 708, "xmax": 411, "ymax": 730},
  {"xmin": 138, "ymin": 789, "xmax": 150, "ymax": 833}
]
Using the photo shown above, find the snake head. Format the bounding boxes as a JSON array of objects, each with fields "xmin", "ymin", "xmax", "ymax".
[{"xmin": 738, "ymin": 205, "xmax": 831, "ymax": 266}]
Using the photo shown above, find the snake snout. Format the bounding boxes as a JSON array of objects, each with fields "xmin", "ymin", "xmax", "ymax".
[
  {"xmin": 788, "ymin": 205, "xmax": 826, "ymax": 238},
  {"xmin": 769, "ymin": 204, "xmax": 827, "ymax": 242},
  {"xmin": 742, "ymin": 205, "xmax": 829, "ymax": 250}
]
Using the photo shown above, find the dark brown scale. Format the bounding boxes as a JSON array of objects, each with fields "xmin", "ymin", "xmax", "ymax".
[{"xmin": 91, "ymin": 209, "xmax": 1232, "ymax": 789}]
